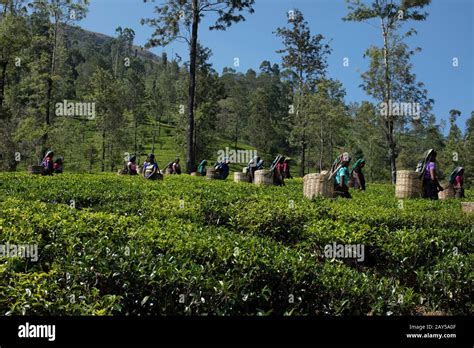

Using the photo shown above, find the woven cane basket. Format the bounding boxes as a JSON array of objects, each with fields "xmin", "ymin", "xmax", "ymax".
[
  {"xmin": 206, "ymin": 168, "xmax": 218, "ymax": 179},
  {"xmin": 395, "ymin": 170, "xmax": 422, "ymax": 199},
  {"xmin": 439, "ymin": 183, "xmax": 455, "ymax": 200},
  {"xmin": 254, "ymin": 169, "xmax": 272, "ymax": 186},
  {"xmin": 234, "ymin": 172, "xmax": 248, "ymax": 183},
  {"xmin": 461, "ymin": 202, "xmax": 474, "ymax": 214},
  {"xmin": 28, "ymin": 165, "xmax": 44, "ymax": 175},
  {"xmin": 303, "ymin": 171, "xmax": 334, "ymax": 199}
]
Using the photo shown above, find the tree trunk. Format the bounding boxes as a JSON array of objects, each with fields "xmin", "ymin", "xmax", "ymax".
[
  {"xmin": 88, "ymin": 150, "xmax": 93, "ymax": 173},
  {"xmin": 389, "ymin": 140, "xmax": 396, "ymax": 184},
  {"xmin": 388, "ymin": 129, "xmax": 396, "ymax": 183},
  {"xmin": 296, "ymin": 69, "xmax": 306, "ymax": 177},
  {"xmin": 44, "ymin": 19, "xmax": 59, "ymax": 144},
  {"xmin": 81, "ymin": 118, "xmax": 85, "ymax": 144},
  {"xmin": 329, "ymin": 131, "xmax": 333, "ymax": 167},
  {"xmin": 134, "ymin": 117, "xmax": 138, "ymax": 154},
  {"xmin": 381, "ymin": 19, "xmax": 396, "ymax": 184},
  {"xmin": 234, "ymin": 117, "xmax": 238, "ymax": 150},
  {"xmin": 101, "ymin": 129, "xmax": 106, "ymax": 172},
  {"xmin": 369, "ymin": 139, "xmax": 373, "ymax": 182},
  {"xmin": 186, "ymin": 0, "xmax": 199, "ymax": 173},
  {"xmin": 306, "ymin": 147, "xmax": 310, "ymax": 174},
  {"xmin": 299, "ymin": 137, "xmax": 306, "ymax": 177},
  {"xmin": 151, "ymin": 121, "xmax": 156, "ymax": 153},
  {"xmin": 319, "ymin": 117, "xmax": 324, "ymax": 172},
  {"xmin": 42, "ymin": 76, "xmax": 53, "ymax": 146},
  {"xmin": 193, "ymin": 120, "xmax": 197, "ymax": 161},
  {"xmin": 0, "ymin": 61, "xmax": 7, "ymax": 112}
]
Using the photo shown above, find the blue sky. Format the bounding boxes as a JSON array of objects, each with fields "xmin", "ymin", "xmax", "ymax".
[{"xmin": 79, "ymin": 0, "xmax": 473, "ymax": 133}]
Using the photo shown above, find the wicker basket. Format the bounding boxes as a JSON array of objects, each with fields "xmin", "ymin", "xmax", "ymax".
[
  {"xmin": 206, "ymin": 168, "xmax": 218, "ymax": 179},
  {"xmin": 254, "ymin": 169, "xmax": 272, "ymax": 186},
  {"xmin": 395, "ymin": 170, "xmax": 422, "ymax": 199},
  {"xmin": 348, "ymin": 177, "xmax": 354, "ymax": 188},
  {"xmin": 439, "ymin": 183, "xmax": 455, "ymax": 200},
  {"xmin": 234, "ymin": 172, "xmax": 248, "ymax": 183},
  {"xmin": 190, "ymin": 172, "xmax": 201, "ymax": 176},
  {"xmin": 461, "ymin": 202, "xmax": 474, "ymax": 214},
  {"xmin": 303, "ymin": 171, "xmax": 334, "ymax": 199},
  {"xmin": 28, "ymin": 165, "xmax": 44, "ymax": 175}
]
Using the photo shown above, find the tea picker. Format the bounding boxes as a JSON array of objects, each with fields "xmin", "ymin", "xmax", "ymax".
[
  {"xmin": 351, "ymin": 158, "xmax": 366, "ymax": 191},
  {"xmin": 449, "ymin": 166, "xmax": 465, "ymax": 199},
  {"xmin": 417, "ymin": 149, "xmax": 443, "ymax": 199},
  {"xmin": 330, "ymin": 152, "xmax": 352, "ymax": 199},
  {"xmin": 40, "ymin": 150, "xmax": 55, "ymax": 175}
]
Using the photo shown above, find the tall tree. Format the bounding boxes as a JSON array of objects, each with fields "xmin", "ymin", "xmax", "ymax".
[
  {"xmin": 31, "ymin": 0, "xmax": 88, "ymax": 146},
  {"xmin": 463, "ymin": 111, "xmax": 474, "ymax": 187},
  {"xmin": 361, "ymin": 39, "xmax": 433, "ymax": 178},
  {"xmin": 344, "ymin": 0, "xmax": 431, "ymax": 183},
  {"xmin": 439, "ymin": 109, "xmax": 463, "ymax": 179},
  {"xmin": 87, "ymin": 68, "xmax": 126, "ymax": 172},
  {"xmin": 302, "ymin": 78, "xmax": 348, "ymax": 173},
  {"xmin": 142, "ymin": 0, "xmax": 255, "ymax": 173},
  {"xmin": 0, "ymin": 0, "xmax": 30, "ymax": 170},
  {"xmin": 348, "ymin": 101, "xmax": 389, "ymax": 181},
  {"xmin": 275, "ymin": 9, "xmax": 331, "ymax": 176}
]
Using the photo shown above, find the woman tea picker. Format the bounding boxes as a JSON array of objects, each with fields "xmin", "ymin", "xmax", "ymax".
[
  {"xmin": 40, "ymin": 150, "xmax": 54, "ymax": 175},
  {"xmin": 127, "ymin": 156, "xmax": 138, "ymax": 175},
  {"xmin": 330, "ymin": 152, "xmax": 352, "ymax": 199},
  {"xmin": 449, "ymin": 166, "xmax": 465, "ymax": 199},
  {"xmin": 247, "ymin": 156, "xmax": 262, "ymax": 183},
  {"xmin": 215, "ymin": 158, "xmax": 230, "ymax": 180},
  {"xmin": 53, "ymin": 157, "xmax": 64, "ymax": 174},
  {"xmin": 351, "ymin": 158, "xmax": 366, "ymax": 191},
  {"xmin": 197, "ymin": 160, "xmax": 207, "ymax": 176},
  {"xmin": 142, "ymin": 154, "xmax": 160, "ymax": 180},
  {"xmin": 421, "ymin": 149, "xmax": 443, "ymax": 200}
]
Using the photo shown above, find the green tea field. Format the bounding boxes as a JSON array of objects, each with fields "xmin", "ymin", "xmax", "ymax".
[{"xmin": 0, "ymin": 173, "xmax": 472, "ymax": 316}]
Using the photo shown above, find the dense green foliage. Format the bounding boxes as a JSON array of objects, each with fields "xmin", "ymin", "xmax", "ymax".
[
  {"xmin": 1, "ymin": 1, "xmax": 472, "ymax": 186},
  {"xmin": 0, "ymin": 173, "xmax": 472, "ymax": 315}
]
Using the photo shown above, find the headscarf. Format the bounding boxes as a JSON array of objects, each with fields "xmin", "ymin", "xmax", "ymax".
[
  {"xmin": 449, "ymin": 166, "xmax": 464, "ymax": 184},
  {"xmin": 352, "ymin": 159, "xmax": 365, "ymax": 171}
]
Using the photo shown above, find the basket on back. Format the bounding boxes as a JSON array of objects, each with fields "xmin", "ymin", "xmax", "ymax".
[
  {"xmin": 254, "ymin": 169, "xmax": 272, "ymax": 186},
  {"xmin": 206, "ymin": 168, "xmax": 218, "ymax": 179},
  {"xmin": 234, "ymin": 172, "xmax": 248, "ymax": 183},
  {"xmin": 28, "ymin": 165, "xmax": 44, "ymax": 175},
  {"xmin": 438, "ymin": 183, "xmax": 455, "ymax": 200},
  {"xmin": 303, "ymin": 171, "xmax": 334, "ymax": 199},
  {"xmin": 461, "ymin": 202, "xmax": 474, "ymax": 214},
  {"xmin": 395, "ymin": 170, "xmax": 422, "ymax": 199}
]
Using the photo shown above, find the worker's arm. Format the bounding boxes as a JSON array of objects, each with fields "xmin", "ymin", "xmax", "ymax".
[{"xmin": 430, "ymin": 168, "xmax": 443, "ymax": 191}]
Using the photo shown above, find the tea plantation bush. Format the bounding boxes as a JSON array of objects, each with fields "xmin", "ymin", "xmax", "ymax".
[{"xmin": 0, "ymin": 173, "xmax": 472, "ymax": 315}]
